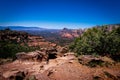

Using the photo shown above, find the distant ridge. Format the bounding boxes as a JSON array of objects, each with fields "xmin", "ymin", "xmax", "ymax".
[{"xmin": 0, "ymin": 26, "xmax": 46, "ymax": 30}]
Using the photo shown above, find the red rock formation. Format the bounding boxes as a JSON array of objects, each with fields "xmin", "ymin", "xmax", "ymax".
[{"xmin": 59, "ymin": 28, "xmax": 84, "ymax": 39}]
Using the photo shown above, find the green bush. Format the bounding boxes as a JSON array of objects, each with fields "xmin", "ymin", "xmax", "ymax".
[
  {"xmin": 69, "ymin": 26, "xmax": 120, "ymax": 58},
  {"xmin": 0, "ymin": 42, "xmax": 40, "ymax": 58}
]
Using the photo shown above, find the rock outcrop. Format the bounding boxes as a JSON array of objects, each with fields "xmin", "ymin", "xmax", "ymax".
[
  {"xmin": 16, "ymin": 51, "xmax": 48, "ymax": 62},
  {"xmin": 2, "ymin": 70, "xmax": 27, "ymax": 80},
  {"xmin": 16, "ymin": 48, "xmax": 58, "ymax": 63},
  {"xmin": 78, "ymin": 55, "xmax": 115, "ymax": 67}
]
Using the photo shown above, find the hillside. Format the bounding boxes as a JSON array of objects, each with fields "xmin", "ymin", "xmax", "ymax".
[{"xmin": 0, "ymin": 29, "xmax": 59, "ymax": 59}]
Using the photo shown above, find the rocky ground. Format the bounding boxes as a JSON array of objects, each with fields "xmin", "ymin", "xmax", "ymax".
[{"xmin": 0, "ymin": 52, "xmax": 120, "ymax": 80}]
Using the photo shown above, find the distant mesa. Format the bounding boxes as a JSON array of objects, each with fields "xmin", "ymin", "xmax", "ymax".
[{"xmin": 63, "ymin": 27, "xmax": 69, "ymax": 30}]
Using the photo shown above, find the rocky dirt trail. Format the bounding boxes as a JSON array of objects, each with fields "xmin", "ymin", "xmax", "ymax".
[{"xmin": 0, "ymin": 53, "xmax": 120, "ymax": 80}]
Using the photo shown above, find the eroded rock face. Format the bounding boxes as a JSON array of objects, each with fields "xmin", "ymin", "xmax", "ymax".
[{"xmin": 27, "ymin": 35, "xmax": 57, "ymax": 49}]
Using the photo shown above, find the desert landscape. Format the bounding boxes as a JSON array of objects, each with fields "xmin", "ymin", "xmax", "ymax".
[
  {"xmin": 0, "ymin": 24, "xmax": 120, "ymax": 80},
  {"xmin": 0, "ymin": 0, "xmax": 120, "ymax": 80}
]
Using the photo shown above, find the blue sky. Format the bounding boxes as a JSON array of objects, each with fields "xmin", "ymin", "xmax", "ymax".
[{"xmin": 0, "ymin": 0, "xmax": 120, "ymax": 29}]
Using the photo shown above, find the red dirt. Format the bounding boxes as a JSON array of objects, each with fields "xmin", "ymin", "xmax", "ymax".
[{"xmin": 0, "ymin": 53, "xmax": 120, "ymax": 80}]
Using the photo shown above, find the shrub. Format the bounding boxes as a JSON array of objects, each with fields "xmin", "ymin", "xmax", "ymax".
[
  {"xmin": 0, "ymin": 42, "xmax": 40, "ymax": 58},
  {"xmin": 69, "ymin": 25, "xmax": 120, "ymax": 58}
]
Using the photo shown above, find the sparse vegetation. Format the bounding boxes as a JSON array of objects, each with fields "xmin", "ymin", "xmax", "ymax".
[
  {"xmin": 0, "ymin": 43, "xmax": 40, "ymax": 58},
  {"xmin": 27, "ymin": 30, "xmax": 74, "ymax": 46},
  {"xmin": 86, "ymin": 59, "xmax": 104, "ymax": 67}
]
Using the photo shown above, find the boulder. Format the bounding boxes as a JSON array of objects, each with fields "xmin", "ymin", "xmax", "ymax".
[
  {"xmin": 0, "ymin": 72, "xmax": 6, "ymax": 80},
  {"xmin": 59, "ymin": 47, "xmax": 68, "ymax": 53},
  {"xmin": 16, "ymin": 51, "xmax": 48, "ymax": 62},
  {"xmin": 2, "ymin": 70, "xmax": 51, "ymax": 80},
  {"xmin": 46, "ymin": 48, "xmax": 58, "ymax": 60}
]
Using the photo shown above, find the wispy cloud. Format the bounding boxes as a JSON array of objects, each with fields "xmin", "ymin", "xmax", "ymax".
[{"xmin": 0, "ymin": 21, "xmax": 95, "ymax": 29}]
